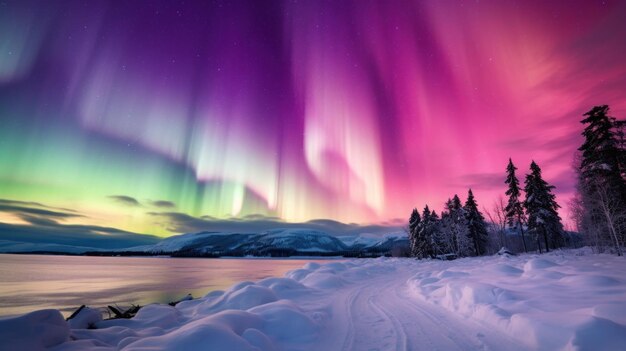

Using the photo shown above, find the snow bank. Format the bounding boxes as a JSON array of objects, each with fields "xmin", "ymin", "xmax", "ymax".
[
  {"xmin": 408, "ymin": 249, "xmax": 626, "ymax": 350},
  {"xmin": 0, "ymin": 309, "xmax": 69, "ymax": 350},
  {"xmin": 2, "ymin": 251, "xmax": 626, "ymax": 351},
  {"xmin": 0, "ymin": 260, "xmax": 359, "ymax": 351}
]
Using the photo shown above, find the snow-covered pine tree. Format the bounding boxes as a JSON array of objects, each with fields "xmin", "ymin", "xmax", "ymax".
[
  {"xmin": 412, "ymin": 206, "xmax": 437, "ymax": 259},
  {"xmin": 408, "ymin": 208, "xmax": 421, "ymax": 257},
  {"xmin": 504, "ymin": 158, "xmax": 528, "ymax": 252},
  {"xmin": 464, "ymin": 189, "xmax": 488, "ymax": 256},
  {"xmin": 425, "ymin": 206, "xmax": 446, "ymax": 257},
  {"xmin": 524, "ymin": 161, "xmax": 564, "ymax": 253},
  {"xmin": 577, "ymin": 105, "xmax": 626, "ymax": 255},
  {"xmin": 579, "ymin": 106, "xmax": 624, "ymax": 189},
  {"xmin": 438, "ymin": 204, "xmax": 454, "ymax": 256},
  {"xmin": 453, "ymin": 195, "xmax": 473, "ymax": 257},
  {"xmin": 440, "ymin": 195, "xmax": 472, "ymax": 257}
]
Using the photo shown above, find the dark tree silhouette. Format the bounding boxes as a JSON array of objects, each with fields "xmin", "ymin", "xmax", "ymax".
[
  {"xmin": 576, "ymin": 105, "xmax": 626, "ymax": 255},
  {"xmin": 408, "ymin": 208, "xmax": 421, "ymax": 257},
  {"xmin": 524, "ymin": 161, "xmax": 564, "ymax": 253},
  {"xmin": 464, "ymin": 189, "xmax": 488, "ymax": 256},
  {"xmin": 504, "ymin": 158, "xmax": 528, "ymax": 252}
]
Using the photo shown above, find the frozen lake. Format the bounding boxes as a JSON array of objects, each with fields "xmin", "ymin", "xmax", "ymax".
[{"xmin": 0, "ymin": 254, "xmax": 338, "ymax": 317}]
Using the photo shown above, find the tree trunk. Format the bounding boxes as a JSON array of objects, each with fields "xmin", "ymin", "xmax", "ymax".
[
  {"xmin": 601, "ymin": 199, "xmax": 623, "ymax": 256},
  {"xmin": 471, "ymin": 230, "xmax": 478, "ymax": 256},
  {"xmin": 518, "ymin": 221, "xmax": 527, "ymax": 253},
  {"xmin": 594, "ymin": 180, "xmax": 624, "ymax": 256},
  {"xmin": 542, "ymin": 226, "xmax": 550, "ymax": 253},
  {"xmin": 537, "ymin": 236, "xmax": 542, "ymax": 253}
]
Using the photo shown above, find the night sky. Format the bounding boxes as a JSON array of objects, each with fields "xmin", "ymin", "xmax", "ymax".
[{"xmin": 1, "ymin": 0, "xmax": 625, "ymax": 236}]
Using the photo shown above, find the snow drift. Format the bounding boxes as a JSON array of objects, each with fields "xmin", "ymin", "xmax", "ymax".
[
  {"xmin": 1, "ymin": 248, "xmax": 625, "ymax": 351},
  {"xmin": 408, "ymin": 248, "xmax": 626, "ymax": 350}
]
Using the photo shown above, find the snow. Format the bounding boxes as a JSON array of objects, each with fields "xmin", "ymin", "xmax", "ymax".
[
  {"xmin": 338, "ymin": 231, "xmax": 406, "ymax": 248},
  {"xmin": 408, "ymin": 248, "xmax": 626, "ymax": 350},
  {"xmin": 1, "ymin": 248, "xmax": 625, "ymax": 351},
  {"xmin": 139, "ymin": 231, "xmax": 227, "ymax": 253},
  {"xmin": 67, "ymin": 307, "xmax": 102, "ymax": 329}
]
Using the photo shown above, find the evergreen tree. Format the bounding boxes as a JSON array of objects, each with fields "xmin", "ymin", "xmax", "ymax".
[
  {"xmin": 464, "ymin": 189, "xmax": 488, "ymax": 256},
  {"xmin": 577, "ymin": 105, "xmax": 626, "ymax": 255},
  {"xmin": 412, "ymin": 206, "xmax": 436, "ymax": 259},
  {"xmin": 441, "ymin": 195, "xmax": 472, "ymax": 257},
  {"xmin": 524, "ymin": 161, "xmax": 564, "ymax": 253},
  {"xmin": 504, "ymin": 158, "xmax": 528, "ymax": 252},
  {"xmin": 579, "ymin": 106, "xmax": 625, "ymax": 189},
  {"xmin": 408, "ymin": 208, "xmax": 421, "ymax": 257},
  {"xmin": 423, "ymin": 206, "xmax": 443, "ymax": 257}
]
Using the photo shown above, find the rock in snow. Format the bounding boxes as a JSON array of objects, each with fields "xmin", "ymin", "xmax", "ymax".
[{"xmin": 1, "ymin": 248, "xmax": 626, "ymax": 351}]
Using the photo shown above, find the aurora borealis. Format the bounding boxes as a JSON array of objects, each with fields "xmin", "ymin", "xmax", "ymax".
[{"xmin": 1, "ymin": 0, "xmax": 625, "ymax": 237}]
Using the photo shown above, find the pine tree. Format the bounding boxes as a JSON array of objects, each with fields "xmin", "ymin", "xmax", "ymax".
[
  {"xmin": 412, "ymin": 206, "xmax": 435, "ymax": 259},
  {"xmin": 408, "ymin": 208, "xmax": 421, "ymax": 257},
  {"xmin": 422, "ymin": 206, "xmax": 443, "ymax": 257},
  {"xmin": 577, "ymin": 105, "xmax": 626, "ymax": 255},
  {"xmin": 524, "ymin": 161, "xmax": 564, "ymax": 253},
  {"xmin": 464, "ymin": 189, "xmax": 488, "ymax": 256},
  {"xmin": 440, "ymin": 195, "xmax": 472, "ymax": 257},
  {"xmin": 579, "ymin": 106, "xmax": 624, "ymax": 187},
  {"xmin": 504, "ymin": 158, "xmax": 528, "ymax": 252}
]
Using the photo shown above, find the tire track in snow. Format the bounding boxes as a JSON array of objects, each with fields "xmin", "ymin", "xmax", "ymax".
[
  {"xmin": 327, "ymin": 263, "xmax": 530, "ymax": 351},
  {"xmin": 368, "ymin": 293, "xmax": 407, "ymax": 351},
  {"xmin": 339, "ymin": 273, "xmax": 403, "ymax": 351},
  {"xmin": 338, "ymin": 284, "xmax": 361, "ymax": 351}
]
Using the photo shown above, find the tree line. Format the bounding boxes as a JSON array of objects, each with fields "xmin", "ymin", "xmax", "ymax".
[
  {"xmin": 408, "ymin": 104, "xmax": 626, "ymax": 258},
  {"xmin": 408, "ymin": 158, "xmax": 563, "ymax": 259}
]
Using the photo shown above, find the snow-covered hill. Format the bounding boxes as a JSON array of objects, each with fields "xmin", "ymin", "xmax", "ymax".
[
  {"xmin": 236, "ymin": 229, "xmax": 348, "ymax": 253},
  {"xmin": 338, "ymin": 232, "xmax": 407, "ymax": 250},
  {"xmin": 0, "ymin": 228, "xmax": 407, "ymax": 256},
  {"xmin": 137, "ymin": 232, "xmax": 258, "ymax": 254},
  {"xmin": 133, "ymin": 229, "xmax": 405, "ymax": 256}
]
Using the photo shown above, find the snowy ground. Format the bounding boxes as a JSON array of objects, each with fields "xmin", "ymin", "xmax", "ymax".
[{"xmin": 1, "ymin": 248, "xmax": 625, "ymax": 351}]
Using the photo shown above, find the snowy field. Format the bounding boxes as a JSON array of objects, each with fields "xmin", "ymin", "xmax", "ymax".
[{"xmin": 1, "ymin": 248, "xmax": 625, "ymax": 351}]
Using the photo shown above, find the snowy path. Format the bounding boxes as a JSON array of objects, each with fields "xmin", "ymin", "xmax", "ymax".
[
  {"xmin": 320, "ymin": 265, "xmax": 530, "ymax": 351},
  {"xmin": 3, "ymin": 250, "xmax": 626, "ymax": 351}
]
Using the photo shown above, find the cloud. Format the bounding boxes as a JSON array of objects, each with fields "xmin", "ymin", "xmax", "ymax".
[
  {"xmin": 108, "ymin": 195, "xmax": 141, "ymax": 207},
  {"xmin": 17, "ymin": 215, "xmax": 60, "ymax": 227},
  {"xmin": 450, "ymin": 172, "xmax": 505, "ymax": 191},
  {"xmin": 549, "ymin": 170, "xmax": 577, "ymax": 195},
  {"xmin": 0, "ymin": 222, "xmax": 160, "ymax": 250},
  {"xmin": 150, "ymin": 200, "xmax": 176, "ymax": 209},
  {"xmin": 240, "ymin": 214, "xmax": 281, "ymax": 221},
  {"xmin": 497, "ymin": 136, "xmax": 538, "ymax": 150},
  {"xmin": 147, "ymin": 212, "xmax": 403, "ymax": 236},
  {"xmin": 0, "ymin": 203, "xmax": 82, "ymax": 219},
  {"xmin": 0, "ymin": 200, "xmax": 85, "ymax": 227},
  {"xmin": 0, "ymin": 199, "xmax": 78, "ymax": 213},
  {"xmin": 0, "ymin": 198, "xmax": 159, "ymax": 251}
]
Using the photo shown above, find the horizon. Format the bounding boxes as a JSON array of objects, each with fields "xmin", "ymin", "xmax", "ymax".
[{"xmin": 2, "ymin": 0, "xmax": 626, "ymax": 240}]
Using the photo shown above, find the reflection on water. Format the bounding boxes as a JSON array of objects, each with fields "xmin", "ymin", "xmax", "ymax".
[{"xmin": 0, "ymin": 254, "xmax": 337, "ymax": 317}]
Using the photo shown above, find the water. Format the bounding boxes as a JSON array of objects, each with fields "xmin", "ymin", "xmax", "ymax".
[{"xmin": 0, "ymin": 254, "xmax": 338, "ymax": 317}]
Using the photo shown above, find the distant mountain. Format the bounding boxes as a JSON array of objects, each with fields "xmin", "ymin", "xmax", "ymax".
[
  {"xmin": 236, "ymin": 229, "xmax": 349, "ymax": 254},
  {"xmin": 133, "ymin": 228, "xmax": 344, "ymax": 256},
  {"xmin": 130, "ymin": 228, "xmax": 407, "ymax": 257},
  {"xmin": 0, "ymin": 222, "xmax": 161, "ymax": 254},
  {"xmin": 0, "ymin": 240, "xmax": 99, "ymax": 254},
  {"xmin": 338, "ymin": 232, "xmax": 407, "ymax": 251},
  {"xmin": 0, "ymin": 227, "xmax": 409, "ymax": 257},
  {"xmin": 135, "ymin": 231, "xmax": 258, "ymax": 254}
]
